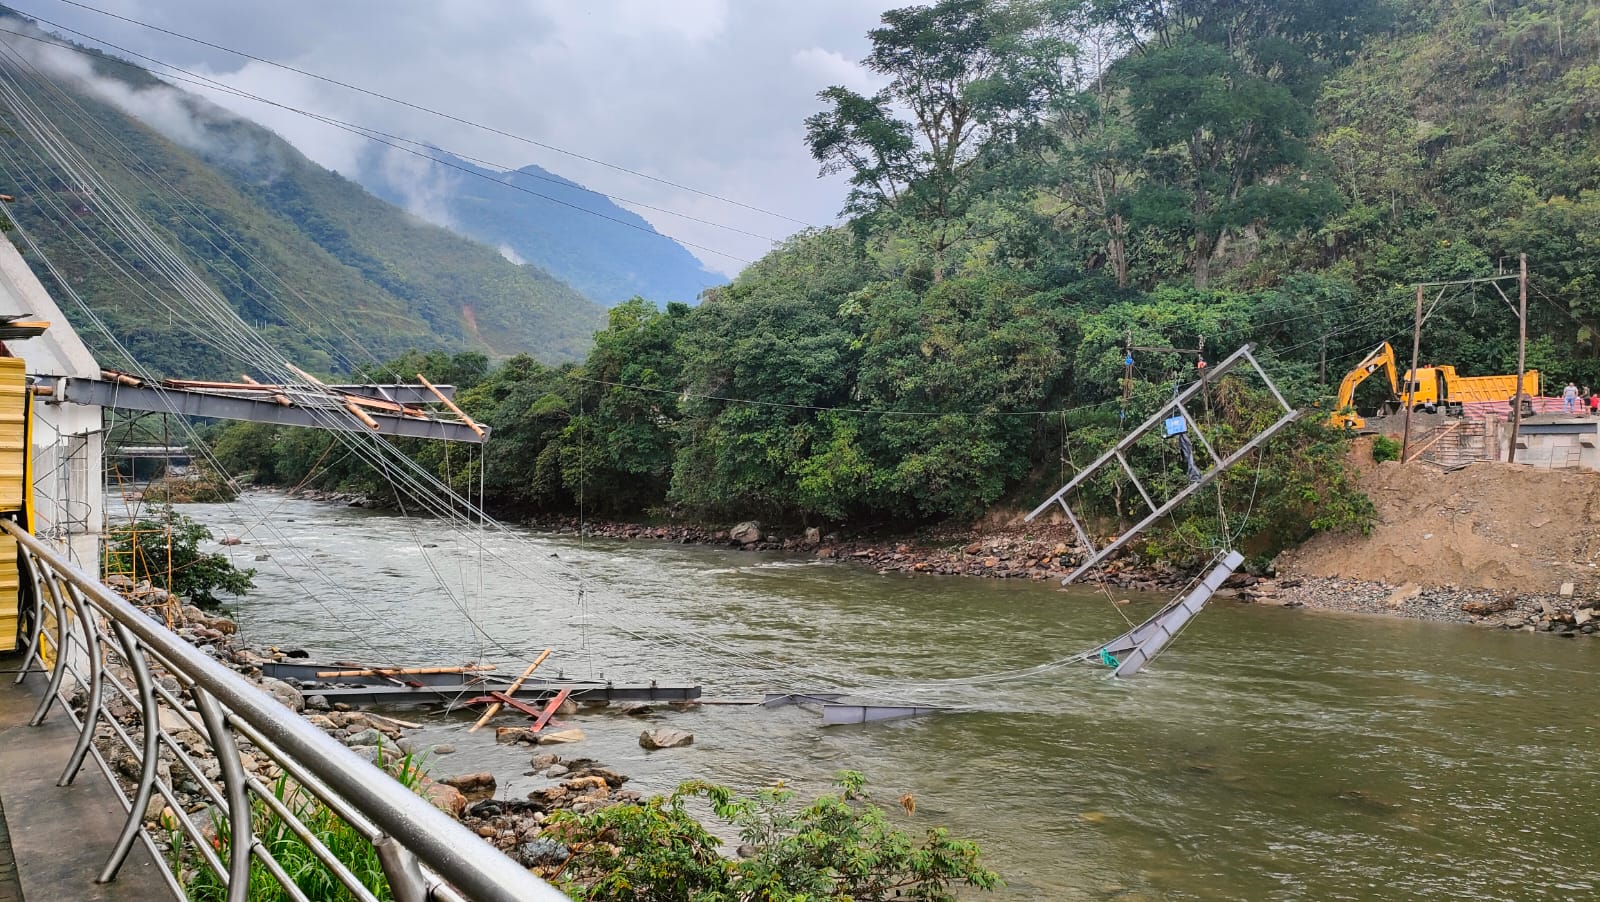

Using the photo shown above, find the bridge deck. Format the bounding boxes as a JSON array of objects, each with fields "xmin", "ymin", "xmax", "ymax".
[{"xmin": 0, "ymin": 656, "xmax": 173, "ymax": 900}]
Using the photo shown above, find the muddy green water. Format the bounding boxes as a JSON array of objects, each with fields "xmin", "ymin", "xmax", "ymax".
[{"xmin": 183, "ymin": 497, "xmax": 1600, "ymax": 900}]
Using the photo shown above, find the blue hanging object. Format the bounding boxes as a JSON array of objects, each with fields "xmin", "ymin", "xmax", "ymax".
[
  {"xmin": 1124, "ymin": 355, "xmax": 1134, "ymax": 367},
  {"xmin": 1163, "ymin": 415, "xmax": 1187, "ymax": 436}
]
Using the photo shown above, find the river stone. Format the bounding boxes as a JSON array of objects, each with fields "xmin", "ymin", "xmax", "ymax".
[
  {"xmin": 639, "ymin": 728, "xmax": 693, "ymax": 750},
  {"xmin": 259, "ymin": 677, "xmax": 305, "ymax": 713},
  {"xmin": 422, "ymin": 780, "xmax": 466, "ymax": 817},
  {"xmin": 305, "ymin": 694, "xmax": 329, "ymax": 711},
  {"xmin": 536, "ymin": 728, "xmax": 586, "ymax": 745},
  {"xmin": 344, "ymin": 728, "xmax": 387, "ymax": 749},
  {"xmin": 440, "ymin": 772, "xmax": 496, "ymax": 794},
  {"xmin": 730, "ymin": 521, "xmax": 762, "ymax": 545},
  {"xmin": 514, "ymin": 838, "xmax": 569, "ymax": 868},
  {"xmin": 431, "ymin": 744, "xmax": 457, "ymax": 756}
]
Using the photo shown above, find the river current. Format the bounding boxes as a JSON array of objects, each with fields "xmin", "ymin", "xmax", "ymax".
[{"xmin": 179, "ymin": 496, "xmax": 1599, "ymax": 900}]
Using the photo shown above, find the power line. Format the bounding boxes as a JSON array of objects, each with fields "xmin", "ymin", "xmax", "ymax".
[{"xmin": 24, "ymin": 0, "xmax": 819, "ymax": 227}]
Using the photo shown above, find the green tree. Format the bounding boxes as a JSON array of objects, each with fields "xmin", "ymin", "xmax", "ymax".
[
  {"xmin": 105, "ymin": 507, "xmax": 255, "ymax": 608},
  {"xmin": 805, "ymin": 0, "xmax": 1073, "ymax": 273}
]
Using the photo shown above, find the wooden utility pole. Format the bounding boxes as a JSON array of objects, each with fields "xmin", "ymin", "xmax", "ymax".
[
  {"xmin": 1508, "ymin": 253, "xmax": 1528, "ymax": 463},
  {"xmin": 1400, "ymin": 283, "xmax": 1424, "ymax": 463}
]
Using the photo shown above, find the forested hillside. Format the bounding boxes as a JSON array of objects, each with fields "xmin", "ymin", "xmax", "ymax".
[
  {"xmin": 0, "ymin": 12, "xmax": 606, "ymax": 376},
  {"xmin": 357, "ymin": 148, "xmax": 724, "ymax": 307},
  {"xmin": 218, "ymin": 0, "xmax": 1600, "ymax": 558}
]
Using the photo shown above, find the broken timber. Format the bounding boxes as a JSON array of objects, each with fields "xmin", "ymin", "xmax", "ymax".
[{"xmin": 1026, "ymin": 343, "xmax": 1299, "ymax": 584}]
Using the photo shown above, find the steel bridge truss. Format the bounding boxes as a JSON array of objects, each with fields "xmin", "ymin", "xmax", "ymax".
[{"xmin": 1026, "ymin": 343, "xmax": 1301, "ymax": 584}]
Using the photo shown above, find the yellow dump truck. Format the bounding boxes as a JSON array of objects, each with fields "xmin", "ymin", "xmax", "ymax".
[{"xmin": 1331, "ymin": 342, "xmax": 1538, "ymax": 428}]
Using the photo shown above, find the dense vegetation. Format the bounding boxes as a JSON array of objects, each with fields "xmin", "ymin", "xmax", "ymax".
[
  {"xmin": 0, "ymin": 12, "xmax": 606, "ymax": 376},
  {"xmin": 214, "ymin": 0, "xmax": 1598, "ymax": 560}
]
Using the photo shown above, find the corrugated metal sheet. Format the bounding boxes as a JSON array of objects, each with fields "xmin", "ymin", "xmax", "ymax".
[{"xmin": 0, "ymin": 356, "xmax": 24, "ymax": 651}]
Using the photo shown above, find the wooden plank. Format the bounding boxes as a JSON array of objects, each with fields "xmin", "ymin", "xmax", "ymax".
[
  {"xmin": 530, "ymin": 688, "xmax": 571, "ymax": 733},
  {"xmin": 487, "ymin": 691, "xmax": 545, "ymax": 719},
  {"xmin": 468, "ymin": 649, "xmax": 551, "ymax": 732}
]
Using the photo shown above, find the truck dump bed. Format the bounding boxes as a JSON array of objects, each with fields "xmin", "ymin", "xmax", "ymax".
[{"xmin": 1448, "ymin": 369, "xmax": 1539, "ymax": 403}]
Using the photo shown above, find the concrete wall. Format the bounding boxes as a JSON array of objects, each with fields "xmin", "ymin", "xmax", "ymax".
[
  {"xmin": 0, "ymin": 236, "xmax": 103, "ymax": 567},
  {"xmin": 1500, "ymin": 420, "xmax": 1600, "ymax": 471}
]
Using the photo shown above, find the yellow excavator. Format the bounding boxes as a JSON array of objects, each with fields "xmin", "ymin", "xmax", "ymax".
[{"xmin": 1330, "ymin": 342, "xmax": 1538, "ymax": 429}]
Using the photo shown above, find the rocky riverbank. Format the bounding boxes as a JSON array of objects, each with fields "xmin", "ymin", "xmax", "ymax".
[
  {"xmin": 532, "ymin": 513, "xmax": 1198, "ymax": 592},
  {"xmin": 1250, "ymin": 576, "xmax": 1600, "ymax": 637},
  {"xmin": 96, "ymin": 584, "xmax": 669, "ymax": 879}
]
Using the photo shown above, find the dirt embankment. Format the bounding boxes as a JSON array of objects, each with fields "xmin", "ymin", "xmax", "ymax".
[{"xmin": 1276, "ymin": 461, "xmax": 1600, "ymax": 593}]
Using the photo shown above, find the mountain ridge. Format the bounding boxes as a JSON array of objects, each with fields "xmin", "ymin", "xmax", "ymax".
[
  {"xmin": 0, "ymin": 11, "xmax": 608, "ymax": 376},
  {"xmin": 356, "ymin": 145, "xmax": 727, "ymax": 307}
]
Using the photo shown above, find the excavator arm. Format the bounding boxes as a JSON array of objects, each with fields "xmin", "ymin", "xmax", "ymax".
[{"xmin": 1331, "ymin": 342, "xmax": 1399, "ymax": 429}]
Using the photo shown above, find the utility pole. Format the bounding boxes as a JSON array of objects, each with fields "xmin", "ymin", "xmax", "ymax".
[
  {"xmin": 1508, "ymin": 253, "xmax": 1528, "ymax": 463},
  {"xmin": 1400, "ymin": 283, "xmax": 1424, "ymax": 463}
]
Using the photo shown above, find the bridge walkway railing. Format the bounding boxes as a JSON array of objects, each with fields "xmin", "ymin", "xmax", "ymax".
[{"xmin": 1, "ymin": 519, "xmax": 568, "ymax": 902}]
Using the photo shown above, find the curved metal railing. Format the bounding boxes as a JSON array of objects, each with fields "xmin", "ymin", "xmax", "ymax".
[{"xmin": 3, "ymin": 519, "xmax": 569, "ymax": 902}]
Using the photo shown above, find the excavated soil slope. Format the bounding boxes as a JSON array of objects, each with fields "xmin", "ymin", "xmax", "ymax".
[{"xmin": 1277, "ymin": 462, "xmax": 1600, "ymax": 592}]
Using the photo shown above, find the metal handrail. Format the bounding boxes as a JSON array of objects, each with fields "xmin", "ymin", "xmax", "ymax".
[{"xmin": 3, "ymin": 519, "xmax": 568, "ymax": 902}]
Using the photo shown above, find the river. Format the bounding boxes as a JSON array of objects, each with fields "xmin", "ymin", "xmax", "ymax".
[{"xmin": 179, "ymin": 495, "xmax": 1600, "ymax": 900}]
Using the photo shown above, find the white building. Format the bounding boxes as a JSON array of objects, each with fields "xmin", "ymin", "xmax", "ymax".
[{"xmin": 0, "ymin": 233, "xmax": 104, "ymax": 566}]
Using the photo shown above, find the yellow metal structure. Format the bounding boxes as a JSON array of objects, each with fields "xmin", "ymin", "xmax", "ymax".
[
  {"xmin": 0, "ymin": 356, "xmax": 27, "ymax": 650},
  {"xmin": 1331, "ymin": 341, "xmax": 1539, "ymax": 428}
]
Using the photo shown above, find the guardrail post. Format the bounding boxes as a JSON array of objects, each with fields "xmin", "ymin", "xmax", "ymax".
[
  {"xmin": 194, "ymin": 691, "xmax": 253, "ymax": 902},
  {"xmin": 99, "ymin": 620, "xmax": 162, "ymax": 883},
  {"xmin": 57, "ymin": 580, "xmax": 105, "ymax": 786},
  {"xmin": 374, "ymin": 835, "xmax": 429, "ymax": 902}
]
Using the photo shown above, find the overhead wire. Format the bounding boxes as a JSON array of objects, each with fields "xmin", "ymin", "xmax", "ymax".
[{"xmin": 31, "ymin": 0, "xmax": 819, "ymax": 227}]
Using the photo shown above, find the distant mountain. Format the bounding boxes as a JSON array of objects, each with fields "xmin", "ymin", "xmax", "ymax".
[
  {"xmin": 0, "ymin": 12, "xmax": 606, "ymax": 377},
  {"xmin": 355, "ymin": 147, "xmax": 725, "ymax": 307}
]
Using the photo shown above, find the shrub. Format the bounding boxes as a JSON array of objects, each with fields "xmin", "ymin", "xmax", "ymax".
[
  {"xmin": 103, "ymin": 506, "xmax": 254, "ymax": 607},
  {"xmin": 545, "ymin": 771, "xmax": 1001, "ymax": 901},
  {"xmin": 1371, "ymin": 435, "xmax": 1401, "ymax": 462}
]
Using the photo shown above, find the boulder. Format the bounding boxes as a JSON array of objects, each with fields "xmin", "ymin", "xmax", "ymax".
[
  {"xmin": 619, "ymin": 702, "xmax": 653, "ymax": 716},
  {"xmin": 1461, "ymin": 596, "xmax": 1515, "ymax": 616},
  {"xmin": 639, "ymin": 728, "xmax": 693, "ymax": 750},
  {"xmin": 495, "ymin": 727, "xmax": 535, "ymax": 745},
  {"xmin": 344, "ymin": 728, "xmax": 386, "ymax": 748},
  {"xmin": 803, "ymin": 527, "xmax": 822, "ymax": 546},
  {"xmin": 421, "ymin": 780, "xmax": 466, "ymax": 817},
  {"xmin": 259, "ymin": 677, "xmax": 305, "ymax": 713},
  {"xmin": 513, "ymin": 838, "xmax": 570, "ymax": 868},
  {"xmin": 440, "ymin": 772, "xmax": 496, "ymax": 794},
  {"xmin": 730, "ymin": 521, "xmax": 763, "ymax": 545},
  {"xmin": 536, "ymin": 728, "xmax": 586, "ymax": 745},
  {"xmin": 1559, "ymin": 582, "xmax": 1576, "ymax": 597}
]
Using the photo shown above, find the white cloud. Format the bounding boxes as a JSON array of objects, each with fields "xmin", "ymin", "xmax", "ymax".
[{"xmin": 16, "ymin": 0, "xmax": 902, "ymax": 276}]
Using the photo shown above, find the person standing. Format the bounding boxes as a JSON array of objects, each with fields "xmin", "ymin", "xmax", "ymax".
[
  {"xmin": 1564, "ymin": 381, "xmax": 1579, "ymax": 414},
  {"xmin": 1590, "ymin": 390, "xmax": 1599, "ymax": 417}
]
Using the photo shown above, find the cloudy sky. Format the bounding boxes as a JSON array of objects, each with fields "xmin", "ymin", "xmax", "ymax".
[{"xmin": 8, "ymin": 0, "xmax": 905, "ymax": 276}]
